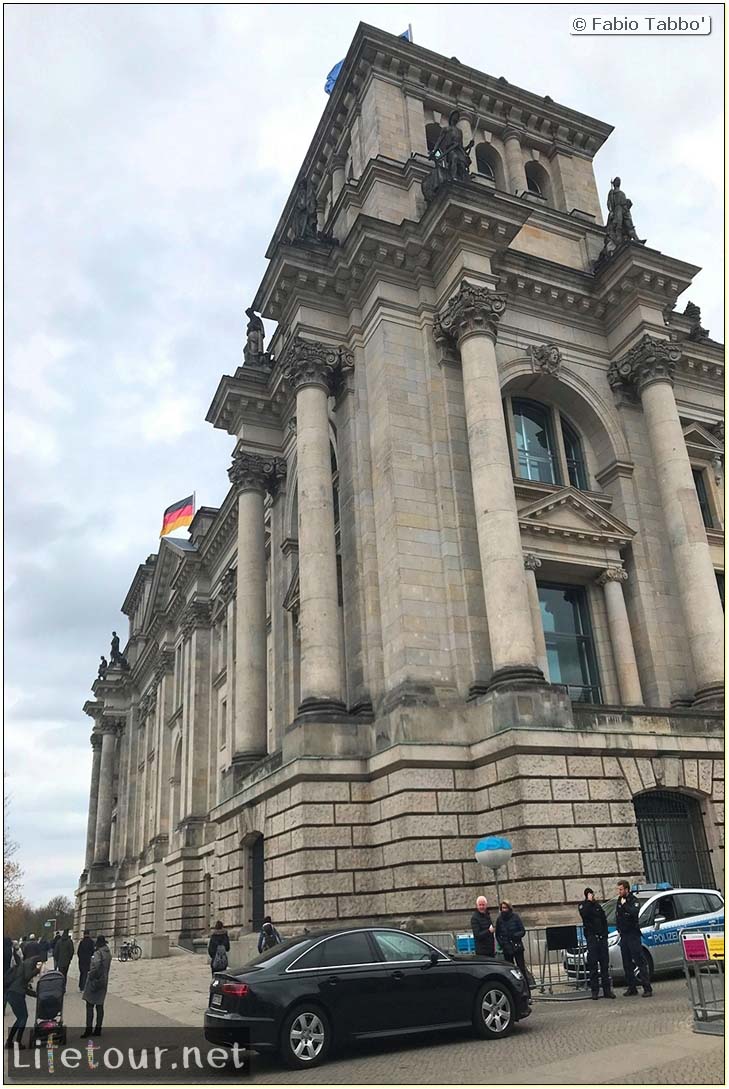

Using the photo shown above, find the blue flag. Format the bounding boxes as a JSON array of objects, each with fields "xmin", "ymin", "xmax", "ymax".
[{"xmin": 325, "ymin": 27, "xmax": 412, "ymax": 94}]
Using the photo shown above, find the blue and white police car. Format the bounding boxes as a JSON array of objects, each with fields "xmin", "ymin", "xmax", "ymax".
[{"xmin": 565, "ymin": 884, "xmax": 724, "ymax": 981}]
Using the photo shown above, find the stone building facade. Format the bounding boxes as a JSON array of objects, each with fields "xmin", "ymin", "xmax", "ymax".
[{"xmin": 76, "ymin": 25, "xmax": 724, "ymax": 945}]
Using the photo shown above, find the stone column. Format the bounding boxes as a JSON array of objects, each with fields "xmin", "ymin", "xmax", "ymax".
[
  {"xmin": 596, "ymin": 567, "xmax": 643, "ymax": 705},
  {"xmin": 93, "ymin": 722, "xmax": 118, "ymax": 865},
  {"xmin": 609, "ymin": 335, "xmax": 724, "ymax": 705},
  {"xmin": 228, "ymin": 451, "xmax": 286, "ymax": 760},
  {"xmin": 330, "ymin": 155, "xmax": 346, "ymax": 204},
  {"xmin": 283, "ymin": 336, "xmax": 353, "ymax": 714},
  {"xmin": 502, "ymin": 126, "xmax": 526, "ymax": 194},
  {"xmin": 524, "ymin": 554, "xmax": 550, "ymax": 680},
  {"xmin": 435, "ymin": 284, "xmax": 543, "ymax": 688},
  {"xmin": 84, "ymin": 732, "xmax": 103, "ymax": 871}
]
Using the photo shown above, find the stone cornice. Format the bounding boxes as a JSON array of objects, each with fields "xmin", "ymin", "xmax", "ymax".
[
  {"xmin": 205, "ymin": 367, "xmax": 287, "ymax": 436},
  {"xmin": 608, "ymin": 334, "xmax": 682, "ymax": 395},
  {"xmin": 434, "ymin": 281, "xmax": 507, "ymax": 345},
  {"xmin": 121, "ymin": 556, "xmax": 157, "ymax": 619}
]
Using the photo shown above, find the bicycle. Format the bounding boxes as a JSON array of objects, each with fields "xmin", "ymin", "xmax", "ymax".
[{"xmin": 117, "ymin": 938, "xmax": 142, "ymax": 962}]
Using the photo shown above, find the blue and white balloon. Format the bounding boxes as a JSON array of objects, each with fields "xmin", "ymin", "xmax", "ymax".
[{"xmin": 474, "ymin": 835, "xmax": 513, "ymax": 871}]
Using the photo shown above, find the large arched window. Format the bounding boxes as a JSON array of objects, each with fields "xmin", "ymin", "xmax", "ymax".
[
  {"xmin": 474, "ymin": 143, "xmax": 506, "ymax": 189},
  {"xmin": 524, "ymin": 160, "xmax": 552, "ymax": 203},
  {"xmin": 505, "ymin": 397, "xmax": 590, "ymax": 490},
  {"xmin": 425, "ymin": 123, "xmax": 442, "ymax": 153}
]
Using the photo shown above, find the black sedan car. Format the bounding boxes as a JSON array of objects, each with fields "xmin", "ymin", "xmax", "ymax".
[{"xmin": 204, "ymin": 927, "xmax": 530, "ymax": 1068}]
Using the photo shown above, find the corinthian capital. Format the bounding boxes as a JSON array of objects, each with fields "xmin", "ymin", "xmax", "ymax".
[
  {"xmin": 434, "ymin": 282, "xmax": 507, "ymax": 347},
  {"xmin": 523, "ymin": 553, "xmax": 542, "ymax": 572},
  {"xmin": 228, "ymin": 451, "xmax": 287, "ymax": 496},
  {"xmin": 607, "ymin": 334, "xmax": 681, "ymax": 395},
  {"xmin": 596, "ymin": 566, "xmax": 629, "ymax": 586},
  {"xmin": 281, "ymin": 336, "xmax": 354, "ymax": 394}
]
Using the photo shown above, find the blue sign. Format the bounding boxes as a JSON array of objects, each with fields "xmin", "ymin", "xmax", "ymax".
[{"xmin": 474, "ymin": 836, "xmax": 513, "ymax": 870}]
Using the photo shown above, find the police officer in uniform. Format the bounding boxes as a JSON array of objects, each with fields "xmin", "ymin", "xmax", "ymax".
[
  {"xmin": 579, "ymin": 888, "xmax": 614, "ymax": 999},
  {"xmin": 615, "ymin": 880, "xmax": 652, "ymax": 997}
]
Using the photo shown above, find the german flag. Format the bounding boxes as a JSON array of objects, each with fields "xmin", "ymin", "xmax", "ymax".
[{"xmin": 160, "ymin": 494, "xmax": 194, "ymax": 538}]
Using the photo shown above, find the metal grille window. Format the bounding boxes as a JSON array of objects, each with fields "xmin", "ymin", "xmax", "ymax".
[
  {"xmin": 538, "ymin": 583, "xmax": 602, "ymax": 703},
  {"xmin": 634, "ymin": 791, "xmax": 715, "ymax": 889}
]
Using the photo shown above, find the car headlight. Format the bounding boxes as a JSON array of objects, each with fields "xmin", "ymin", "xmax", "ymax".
[{"xmin": 509, "ymin": 969, "xmax": 523, "ymax": 980}]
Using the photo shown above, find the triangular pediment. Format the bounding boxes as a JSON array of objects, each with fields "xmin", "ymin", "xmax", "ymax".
[
  {"xmin": 682, "ymin": 422, "xmax": 723, "ymax": 454},
  {"xmin": 518, "ymin": 487, "xmax": 634, "ymax": 544},
  {"xmin": 141, "ymin": 538, "xmax": 195, "ymax": 630}
]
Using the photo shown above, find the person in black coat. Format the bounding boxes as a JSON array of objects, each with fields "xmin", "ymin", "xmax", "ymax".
[
  {"xmin": 579, "ymin": 888, "xmax": 615, "ymax": 999},
  {"xmin": 615, "ymin": 880, "xmax": 652, "ymax": 996},
  {"xmin": 3, "ymin": 937, "xmax": 21, "ymax": 1015},
  {"xmin": 21, "ymin": 935, "xmax": 41, "ymax": 962},
  {"xmin": 207, "ymin": 922, "xmax": 230, "ymax": 976},
  {"xmin": 470, "ymin": 896, "xmax": 495, "ymax": 956},
  {"xmin": 51, "ymin": 932, "xmax": 61, "ymax": 969},
  {"xmin": 495, "ymin": 900, "xmax": 531, "ymax": 994},
  {"xmin": 77, "ymin": 931, "xmax": 95, "ymax": 992},
  {"xmin": 54, "ymin": 930, "xmax": 75, "ymax": 982}
]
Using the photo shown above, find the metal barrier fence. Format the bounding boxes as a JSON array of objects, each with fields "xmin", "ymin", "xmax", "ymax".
[
  {"xmin": 420, "ymin": 927, "xmax": 593, "ymax": 1001},
  {"xmin": 680, "ymin": 927, "xmax": 724, "ymax": 1036}
]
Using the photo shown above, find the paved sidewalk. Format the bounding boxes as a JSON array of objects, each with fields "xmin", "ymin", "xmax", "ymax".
[{"xmin": 4, "ymin": 956, "xmax": 723, "ymax": 1084}]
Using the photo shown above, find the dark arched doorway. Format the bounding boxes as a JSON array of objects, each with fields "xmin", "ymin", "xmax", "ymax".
[{"xmin": 633, "ymin": 791, "xmax": 714, "ymax": 887}]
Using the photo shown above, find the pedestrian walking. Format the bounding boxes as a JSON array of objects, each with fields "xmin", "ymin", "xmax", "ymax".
[
  {"xmin": 81, "ymin": 936, "xmax": 112, "ymax": 1038},
  {"xmin": 615, "ymin": 880, "xmax": 652, "ymax": 997},
  {"xmin": 38, "ymin": 936, "xmax": 50, "ymax": 964},
  {"xmin": 470, "ymin": 895, "xmax": 495, "ymax": 956},
  {"xmin": 3, "ymin": 937, "xmax": 21, "ymax": 1016},
  {"xmin": 77, "ymin": 931, "xmax": 95, "ymax": 992},
  {"xmin": 208, "ymin": 921, "xmax": 230, "ymax": 976},
  {"xmin": 257, "ymin": 915, "xmax": 282, "ymax": 954},
  {"xmin": 54, "ymin": 930, "xmax": 74, "ymax": 983},
  {"xmin": 4, "ymin": 954, "xmax": 41, "ymax": 1049},
  {"xmin": 51, "ymin": 932, "xmax": 61, "ymax": 969},
  {"xmin": 21, "ymin": 934, "xmax": 41, "ymax": 962},
  {"xmin": 496, "ymin": 900, "xmax": 532, "ymax": 994},
  {"xmin": 579, "ymin": 887, "xmax": 615, "ymax": 1000}
]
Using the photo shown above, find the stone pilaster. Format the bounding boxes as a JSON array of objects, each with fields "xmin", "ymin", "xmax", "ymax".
[
  {"xmin": 435, "ymin": 284, "xmax": 544, "ymax": 690},
  {"xmin": 228, "ymin": 451, "xmax": 286, "ymax": 761},
  {"xmin": 595, "ymin": 567, "xmax": 643, "ymax": 706},
  {"xmin": 524, "ymin": 554, "xmax": 550, "ymax": 680},
  {"xmin": 282, "ymin": 336, "xmax": 353, "ymax": 716},
  {"xmin": 83, "ymin": 732, "xmax": 103, "ymax": 872},
  {"xmin": 609, "ymin": 335, "xmax": 724, "ymax": 706},
  {"xmin": 93, "ymin": 721, "xmax": 120, "ymax": 866}
]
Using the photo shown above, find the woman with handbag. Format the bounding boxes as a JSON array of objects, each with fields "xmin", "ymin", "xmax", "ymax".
[{"xmin": 496, "ymin": 900, "xmax": 531, "ymax": 995}]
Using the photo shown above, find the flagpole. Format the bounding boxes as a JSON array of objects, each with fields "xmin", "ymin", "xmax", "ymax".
[{"xmin": 408, "ymin": 23, "xmax": 413, "ymax": 41}]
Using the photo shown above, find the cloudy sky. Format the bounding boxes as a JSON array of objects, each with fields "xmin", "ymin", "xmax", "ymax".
[{"xmin": 5, "ymin": 3, "xmax": 724, "ymax": 906}]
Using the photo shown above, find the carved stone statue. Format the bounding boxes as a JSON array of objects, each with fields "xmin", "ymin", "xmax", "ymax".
[
  {"xmin": 292, "ymin": 177, "xmax": 318, "ymax": 241},
  {"xmin": 243, "ymin": 307, "xmax": 266, "ymax": 365},
  {"xmin": 684, "ymin": 301, "xmax": 710, "ymax": 341},
  {"xmin": 109, "ymin": 632, "xmax": 129, "ymax": 671},
  {"xmin": 98, "ymin": 656, "xmax": 108, "ymax": 680},
  {"xmin": 422, "ymin": 109, "xmax": 474, "ymax": 201},
  {"xmin": 527, "ymin": 343, "xmax": 562, "ymax": 375},
  {"xmin": 601, "ymin": 177, "xmax": 645, "ymax": 256}
]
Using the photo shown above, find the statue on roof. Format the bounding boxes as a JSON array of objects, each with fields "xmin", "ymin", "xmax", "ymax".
[
  {"xmin": 243, "ymin": 307, "xmax": 266, "ymax": 365},
  {"xmin": 109, "ymin": 631, "xmax": 129, "ymax": 671},
  {"xmin": 684, "ymin": 301, "xmax": 710, "ymax": 341},
  {"xmin": 422, "ymin": 109, "xmax": 474, "ymax": 201},
  {"xmin": 98, "ymin": 656, "xmax": 108, "ymax": 680},
  {"xmin": 601, "ymin": 177, "xmax": 645, "ymax": 257}
]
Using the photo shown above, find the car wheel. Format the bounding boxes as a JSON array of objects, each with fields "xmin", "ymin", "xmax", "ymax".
[
  {"xmin": 642, "ymin": 949, "xmax": 654, "ymax": 981},
  {"xmin": 473, "ymin": 981, "xmax": 516, "ymax": 1039},
  {"xmin": 281, "ymin": 1005, "xmax": 331, "ymax": 1069}
]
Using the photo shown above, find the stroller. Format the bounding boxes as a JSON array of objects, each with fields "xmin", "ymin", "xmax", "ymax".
[{"xmin": 30, "ymin": 969, "xmax": 67, "ymax": 1047}]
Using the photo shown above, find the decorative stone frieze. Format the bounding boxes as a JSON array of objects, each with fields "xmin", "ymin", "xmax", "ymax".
[
  {"xmin": 596, "ymin": 566, "xmax": 628, "ymax": 586},
  {"xmin": 434, "ymin": 283, "xmax": 507, "ymax": 346},
  {"xmin": 138, "ymin": 688, "xmax": 157, "ymax": 722},
  {"xmin": 523, "ymin": 553, "xmax": 542, "ymax": 571},
  {"xmin": 608, "ymin": 334, "xmax": 681, "ymax": 394},
  {"xmin": 281, "ymin": 336, "xmax": 354, "ymax": 394},
  {"xmin": 527, "ymin": 342, "xmax": 562, "ymax": 375},
  {"xmin": 218, "ymin": 567, "xmax": 237, "ymax": 604},
  {"xmin": 180, "ymin": 599, "xmax": 213, "ymax": 640},
  {"xmin": 152, "ymin": 649, "xmax": 174, "ymax": 686},
  {"xmin": 228, "ymin": 451, "xmax": 287, "ymax": 496}
]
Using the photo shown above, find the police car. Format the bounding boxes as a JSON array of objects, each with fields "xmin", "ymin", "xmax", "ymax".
[{"xmin": 565, "ymin": 884, "xmax": 724, "ymax": 981}]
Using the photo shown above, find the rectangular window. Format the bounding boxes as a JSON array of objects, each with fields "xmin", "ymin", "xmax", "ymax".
[
  {"xmin": 220, "ymin": 699, "xmax": 227, "ymax": 750},
  {"xmin": 538, "ymin": 583, "xmax": 602, "ymax": 703},
  {"xmin": 692, "ymin": 467, "xmax": 713, "ymax": 528}
]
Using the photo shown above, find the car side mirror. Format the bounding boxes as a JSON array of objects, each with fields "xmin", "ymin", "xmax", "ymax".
[
  {"xmin": 654, "ymin": 915, "xmax": 666, "ymax": 930},
  {"xmin": 422, "ymin": 950, "xmax": 440, "ymax": 968}
]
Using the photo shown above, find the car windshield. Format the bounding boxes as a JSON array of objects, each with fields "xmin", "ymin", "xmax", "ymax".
[
  {"xmin": 601, "ymin": 894, "xmax": 653, "ymax": 926},
  {"xmin": 236, "ymin": 936, "xmax": 310, "ymax": 971}
]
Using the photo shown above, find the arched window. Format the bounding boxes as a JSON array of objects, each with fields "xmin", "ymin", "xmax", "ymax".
[
  {"xmin": 474, "ymin": 142, "xmax": 506, "ymax": 189},
  {"xmin": 525, "ymin": 160, "xmax": 552, "ymax": 203},
  {"xmin": 561, "ymin": 417, "xmax": 588, "ymax": 490},
  {"xmin": 512, "ymin": 399, "xmax": 559, "ymax": 484},
  {"xmin": 633, "ymin": 791, "xmax": 715, "ymax": 888},
  {"xmin": 505, "ymin": 397, "xmax": 591, "ymax": 490}
]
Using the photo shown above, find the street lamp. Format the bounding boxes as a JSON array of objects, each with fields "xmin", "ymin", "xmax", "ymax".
[{"xmin": 474, "ymin": 836, "xmax": 513, "ymax": 904}]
